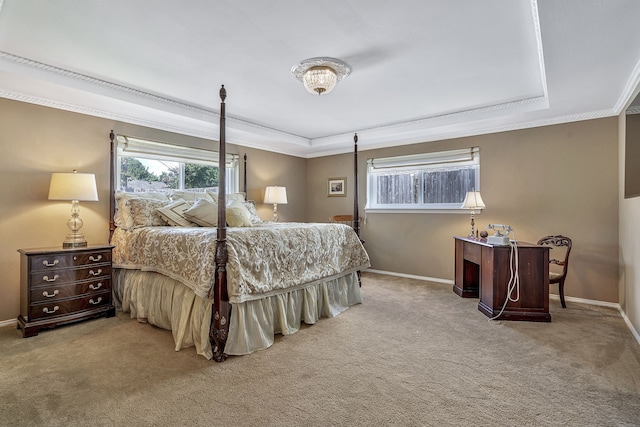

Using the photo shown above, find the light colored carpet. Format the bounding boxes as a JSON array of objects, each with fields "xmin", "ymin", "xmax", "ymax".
[{"xmin": 1, "ymin": 272, "xmax": 639, "ymax": 426}]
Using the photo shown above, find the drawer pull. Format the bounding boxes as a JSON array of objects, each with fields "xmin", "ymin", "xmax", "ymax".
[
  {"xmin": 43, "ymin": 306, "xmax": 59, "ymax": 314},
  {"xmin": 43, "ymin": 275, "xmax": 60, "ymax": 282},
  {"xmin": 42, "ymin": 290, "xmax": 59, "ymax": 298},
  {"xmin": 89, "ymin": 297, "xmax": 102, "ymax": 305},
  {"xmin": 89, "ymin": 255, "xmax": 103, "ymax": 262},
  {"xmin": 89, "ymin": 269, "xmax": 102, "ymax": 276},
  {"xmin": 42, "ymin": 260, "xmax": 59, "ymax": 267},
  {"xmin": 89, "ymin": 282, "xmax": 103, "ymax": 290}
]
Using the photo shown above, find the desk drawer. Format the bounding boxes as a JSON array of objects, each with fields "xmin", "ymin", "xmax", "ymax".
[{"xmin": 464, "ymin": 242, "xmax": 482, "ymax": 264}]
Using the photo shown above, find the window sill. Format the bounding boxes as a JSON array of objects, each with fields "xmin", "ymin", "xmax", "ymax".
[{"xmin": 365, "ymin": 208, "xmax": 483, "ymax": 214}]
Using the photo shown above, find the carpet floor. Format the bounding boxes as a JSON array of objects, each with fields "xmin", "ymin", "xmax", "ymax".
[{"xmin": 1, "ymin": 272, "xmax": 639, "ymax": 426}]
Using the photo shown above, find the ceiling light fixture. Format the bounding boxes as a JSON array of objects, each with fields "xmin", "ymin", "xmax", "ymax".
[{"xmin": 291, "ymin": 57, "xmax": 351, "ymax": 95}]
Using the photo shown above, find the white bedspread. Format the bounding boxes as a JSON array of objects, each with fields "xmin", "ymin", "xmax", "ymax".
[{"xmin": 111, "ymin": 222, "xmax": 370, "ymax": 304}]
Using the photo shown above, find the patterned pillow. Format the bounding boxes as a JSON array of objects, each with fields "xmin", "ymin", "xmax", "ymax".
[
  {"xmin": 243, "ymin": 201, "xmax": 263, "ymax": 225},
  {"xmin": 183, "ymin": 199, "xmax": 218, "ymax": 227},
  {"xmin": 114, "ymin": 191, "xmax": 169, "ymax": 230},
  {"xmin": 156, "ymin": 199, "xmax": 197, "ymax": 227},
  {"xmin": 226, "ymin": 200, "xmax": 253, "ymax": 227},
  {"xmin": 127, "ymin": 198, "xmax": 169, "ymax": 228}
]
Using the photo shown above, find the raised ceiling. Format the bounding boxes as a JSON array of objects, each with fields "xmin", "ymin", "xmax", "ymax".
[{"xmin": 1, "ymin": 0, "xmax": 639, "ymax": 157}]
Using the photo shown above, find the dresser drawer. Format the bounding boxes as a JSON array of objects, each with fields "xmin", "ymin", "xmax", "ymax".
[
  {"xmin": 30, "ymin": 278, "xmax": 111, "ymax": 303},
  {"xmin": 29, "ymin": 290, "xmax": 112, "ymax": 321},
  {"xmin": 30, "ymin": 265, "xmax": 111, "ymax": 287},
  {"xmin": 29, "ymin": 250, "xmax": 111, "ymax": 272}
]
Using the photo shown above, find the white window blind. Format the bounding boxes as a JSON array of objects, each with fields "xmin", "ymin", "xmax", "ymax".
[{"xmin": 117, "ymin": 135, "xmax": 238, "ymax": 167}]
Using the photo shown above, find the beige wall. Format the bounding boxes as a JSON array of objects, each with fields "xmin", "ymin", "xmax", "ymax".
[
  {"xmin": 619, "ymin": 112, "xmax": 640, "ymax": 340},
  {"xmin": 0, "ymin": 98, "xmax": 306, "ymax": 323},
  {"xmin": 0, "ymin": 96, "xmax": 630, "ymax": 327},
  {"xmin": 308, "ymin": 118, "xmax": 620, "ymax": 304}
]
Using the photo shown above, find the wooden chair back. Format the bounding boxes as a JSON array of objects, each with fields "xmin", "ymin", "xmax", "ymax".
[{"xmin": 536, "ymin": 235, "xmax": 572, "ymax": 307}]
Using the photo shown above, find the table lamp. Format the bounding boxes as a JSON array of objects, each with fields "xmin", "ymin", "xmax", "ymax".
[
  {"xmin": 48, "ymin": 170, "xmax": 99, "ymax": 248},
  {"xmin": 461, "ymin": 190, "xmax": 485, "ymax": 238},
  {"xmin": 264, "ymin": 186, "xmax": 287, "ymax": 222}
]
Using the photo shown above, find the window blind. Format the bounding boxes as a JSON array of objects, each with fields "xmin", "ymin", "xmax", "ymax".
[
  {"xmin": 117, "ymin": 135, "xmax": 238, "ymax": 166},
  {"xmin": 369, "ymin": 147, "xmax": 479, "ymax": 170}
]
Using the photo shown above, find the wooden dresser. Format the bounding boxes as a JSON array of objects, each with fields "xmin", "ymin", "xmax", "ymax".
[{"xmin": 17, "ymin": 244, "xmax": 115, "ymax": 337}]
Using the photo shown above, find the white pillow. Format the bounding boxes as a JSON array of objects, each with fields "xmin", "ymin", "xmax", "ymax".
[
  {"xmin": 206, "ymin": 190, "xmax": 246, "ymax": 205},
  {"xmin": 183, "ymin": 199, "xmax": 218, "ymax": 227},
  {"xmin": 226, "ymin": 200, "xmax": 253, "ymax": 227},
  {"xmin": 156, "ymin": 199, "xmax": 197, "ymax": 227},
  {"xmin": 169, "ymin": 190, "xmax": 215, "ymax": 203}
]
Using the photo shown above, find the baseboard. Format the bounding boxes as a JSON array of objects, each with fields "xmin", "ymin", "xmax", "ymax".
[
  {"xmin": 364, "ymin": 269, "xmax": 454, "ymax": 285},
  {"xmin": 365, "ymin": 268, "xmax": 640, "ymax": 347},
  {"xmin": 0, "ymin": 318, "xmax": 17, "ymax": 329},
  {"xmin": 619, "ymin": 308, "xmax": 640, "ymax": 346}
]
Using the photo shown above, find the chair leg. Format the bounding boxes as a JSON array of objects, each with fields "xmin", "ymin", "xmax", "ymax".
[{"xmin": 558, "ymin": 279, "xmax": 567, "ymax": 308}]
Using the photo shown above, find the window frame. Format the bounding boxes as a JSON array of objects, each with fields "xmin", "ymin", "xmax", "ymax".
[
  {"xmin": 114, "ymin": 135, "xmax": 239, "ymax": 194},
  {"xmin": 366, "ymin": 147, "xmax": 480, "ymax": 213}
]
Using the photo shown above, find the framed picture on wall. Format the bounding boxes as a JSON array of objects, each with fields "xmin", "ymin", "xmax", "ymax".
[{"xmin": 328, "ymin": 177, "xmax": 347, "ymax": 197}]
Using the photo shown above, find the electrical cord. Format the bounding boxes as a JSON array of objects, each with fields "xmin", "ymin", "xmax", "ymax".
[{"xmin": 489, "ymin": 231, "xmax": 519, "ymax": 323}]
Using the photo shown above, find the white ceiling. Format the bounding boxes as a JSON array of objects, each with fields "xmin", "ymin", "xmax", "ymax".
[{"xmin": 1, "ymin": 0, "xmax": 639, "ymax": 157}]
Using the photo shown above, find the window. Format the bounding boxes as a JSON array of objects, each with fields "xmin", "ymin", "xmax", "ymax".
[
  {"xmin": 366, "ymin": 147, "xmax": 480, "ymax": 211},
  {"xmin": 115, "ymin": 135, "xmax": 239, "ymax": 194}
]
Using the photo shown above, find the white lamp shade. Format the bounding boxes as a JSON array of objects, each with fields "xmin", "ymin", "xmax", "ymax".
[
  {"xmin": 264, "ymin": 186, "xmax": 287, "ymax": 204},
  {"xmin": 461, "ymin": 191, "xmax": 485, "ymax": 209},
  {"xmin": 48, "ymin": 172, "xmax": 99, "ymax": 201}
]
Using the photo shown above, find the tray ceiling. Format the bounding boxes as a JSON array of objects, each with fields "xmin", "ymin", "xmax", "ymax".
[{"xmin": 1, "ymin": 0, "xmax": 639, "ymax": 157}]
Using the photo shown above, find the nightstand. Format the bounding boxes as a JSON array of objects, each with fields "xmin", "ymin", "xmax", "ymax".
[{"xmin": 17, "ymin": 244, "xmax": 115, "ymax": 337}]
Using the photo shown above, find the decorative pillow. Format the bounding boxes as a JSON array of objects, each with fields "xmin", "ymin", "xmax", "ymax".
[
  {"xmin": 156, "ymin": 199, "xmax": 197, "ymax": 227},
  {"xmin": 183, "ymin": 199, "xmax": 218, "ymax": 227},
  {"xmin": 206, "ymin": 190, "xmax": 246, "ymax": 205},
  {"xmin": 243, "ymin": 201, "xmax": 263, "ymax": 225},
  {"xmin": 169, "ymin": 190, "xmax": 215, "ymax": 203},
  {"xmin": 226, "ymin": 200, "xmax": 253, "ymax": 227},
  {"xmin": 127, "ymin": 198, "xmax": 169, "ymax": 228},
  {"xmin": 114, "ymin": 191, "xmax": 169, "ymax": 230}
]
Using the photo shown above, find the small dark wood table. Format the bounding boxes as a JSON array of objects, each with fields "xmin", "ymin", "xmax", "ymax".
[{"xmin": 454, "ymin": 237, "xmax": 551, "ymax": 322}]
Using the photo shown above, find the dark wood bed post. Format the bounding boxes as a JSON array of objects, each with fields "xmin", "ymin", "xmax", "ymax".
[
  {"xmin": 243, "ymin": 153, "xmax": 247, "ymax": 194},
  {"xmin": 353, "ymin": 133, "xmax": 363, "ymax": 287},
  {"xmin": 210, "ymin": 85, "xmax": 231, "ymax": 362},
  {"xmin": 109, "ymin": 130, "xmax": 116, "ymax": 242},
  {"xmin": 353, "ymin": 133, "xmax": 360, "ymax": 239}
]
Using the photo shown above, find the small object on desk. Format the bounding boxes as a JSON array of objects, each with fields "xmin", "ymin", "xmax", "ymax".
[
  {"xmin": 17, "ymin": 244, "xmax": 115, "ymax": 337},
  {"xmin": 486, "ymin": 224, "xmax": 512, "ymax": 245}
]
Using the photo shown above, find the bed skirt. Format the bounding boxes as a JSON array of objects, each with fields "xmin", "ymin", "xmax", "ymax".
[{"xmin": 112, "ymin": 269, "xmax": 363, "ymax": 359}]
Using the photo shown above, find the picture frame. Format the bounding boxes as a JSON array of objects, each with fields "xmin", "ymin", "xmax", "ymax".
[{"xmin": 328, "ymin": 177, "xmax": 347, "ymax": 197}]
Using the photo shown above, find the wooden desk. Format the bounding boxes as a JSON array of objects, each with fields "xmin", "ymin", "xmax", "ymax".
[{"xmin": 454, "ymin": 237, "xmax": 551, "ymax": 322}]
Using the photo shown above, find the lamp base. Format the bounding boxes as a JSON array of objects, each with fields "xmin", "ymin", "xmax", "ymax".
[
  {"xmin": 63, "ymin": 240, "xmax": 88, "ymax": 249},
  {"xmin": 63, "ymin": 231, "xmax": 87, "ymax": 248}
]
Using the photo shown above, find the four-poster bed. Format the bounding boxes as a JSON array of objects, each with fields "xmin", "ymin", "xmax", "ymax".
[{"xmin": 108, "ymin": 85, "xmax": 368, "ymax": 361}]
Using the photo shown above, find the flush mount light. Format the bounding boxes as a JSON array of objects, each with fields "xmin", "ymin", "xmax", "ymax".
[{"xmin": 291, "ymin": 57, "xmax": 351, "ymax": 95}]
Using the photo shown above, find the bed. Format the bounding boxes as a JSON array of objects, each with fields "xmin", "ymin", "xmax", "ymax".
[{"xmin": 108, "ymin": 85, "xmax": 369, "ymax": 361}]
